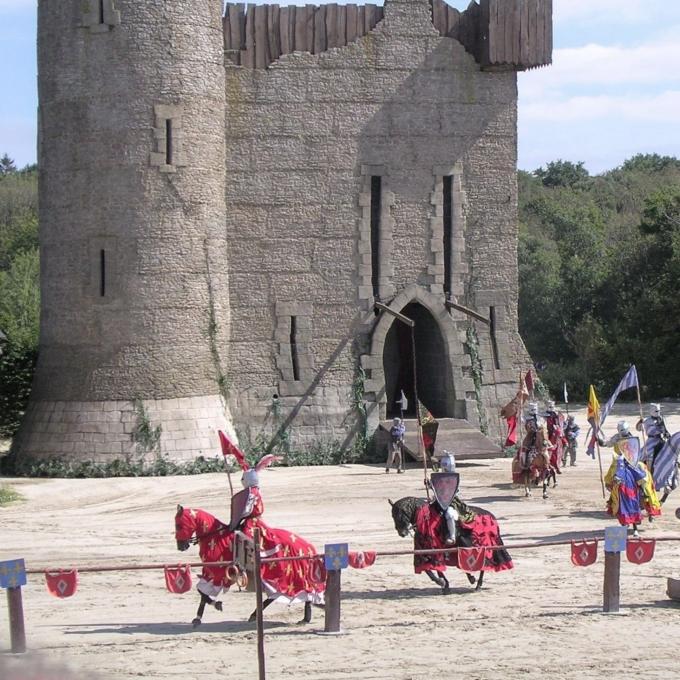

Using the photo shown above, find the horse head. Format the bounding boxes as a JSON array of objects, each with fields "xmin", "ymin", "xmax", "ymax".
[
  {"xmin": 390, "ymin": 496, "xmax": 419, "ymax": 538},
  {"xmin": 175, "ymin": 504, "xmax": 194, "ymax": 551}
]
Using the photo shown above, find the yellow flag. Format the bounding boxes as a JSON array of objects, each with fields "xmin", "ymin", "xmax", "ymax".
[{"xmin": 587, "ymin": 385, "xmax": 600, "ymax": 423}]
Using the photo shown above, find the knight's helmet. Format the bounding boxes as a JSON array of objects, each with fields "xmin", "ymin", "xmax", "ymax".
[
  {"xmin": 545, "ymin": 400, "xmax": 555, "ymax": 412},
  {"xmin": 16, "ymin": 0, "xmax": 232, "ymax": 464},
  {"xmin": 650, "ymin": 403, "xmax": 662, "ymax": 417},
  {"xmin": 440, "ymin": 450, "xmax": 456, "ymax": 473},
  {"xmin": 528, "ymin": 402, "xmax": 539, "ymax": 416},
  {"xmin": 219, "ymin": 431, "xmax": 282, "ymax": 489},
  {"xmin": 617, "ymin": 420, "xmax": 631, "ymax": 436}
]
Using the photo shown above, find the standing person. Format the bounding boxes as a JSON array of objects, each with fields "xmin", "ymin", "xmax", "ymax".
[
  {"xmin": 599, "ymin": 421, "xmax": 650, "ymax": 536},
  {"xmin": 636, "ymin": 403, "xmax": 671, "ymax": 471},
  {"xmin": 387, "ymin": 417, "xmax": 406, "ymax": 474},
  {"xmin": 563, "ymin": 415, "xmax": 580, "ymax": 467}
]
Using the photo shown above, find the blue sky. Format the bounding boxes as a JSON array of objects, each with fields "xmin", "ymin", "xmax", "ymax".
[{"xmin": 1, "ymin": 0, "xmax": 679, "ymax": 174}]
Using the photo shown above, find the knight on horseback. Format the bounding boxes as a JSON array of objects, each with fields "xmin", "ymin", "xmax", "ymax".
[
  {"xmin": 544, "ymin": 400, "xmax": 566, "ymax": 476},
  {"xmin": 636, "ymin": 403, "xmax": 671, "ymax": 472},
  {"xmin": 513, "ymin": 402, "xmax": 552, "ymax": 498}
]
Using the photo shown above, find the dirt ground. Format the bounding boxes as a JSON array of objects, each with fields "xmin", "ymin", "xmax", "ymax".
[{"xmin": 2, "ymin": 403, "xmax": 680, "ymax": 680}]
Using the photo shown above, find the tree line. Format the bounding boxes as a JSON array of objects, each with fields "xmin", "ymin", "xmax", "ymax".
[{"xmin": 0, "ymin": 152, "xmax": 679, "ymax": 438}]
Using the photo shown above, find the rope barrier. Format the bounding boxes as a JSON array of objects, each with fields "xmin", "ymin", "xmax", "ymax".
[{"xmin": 19, "ymin": 534, "xmax": 680, "ymax": 573}]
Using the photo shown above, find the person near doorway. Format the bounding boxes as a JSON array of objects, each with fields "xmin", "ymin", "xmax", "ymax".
[{"xmin": 387, "ymin": 417, "xmax": 406, "ymax": 474}]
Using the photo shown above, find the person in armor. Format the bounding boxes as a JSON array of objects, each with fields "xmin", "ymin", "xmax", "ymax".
[
  {"xmin": 636, "ymin": 403, "xmax": 670, "ymax": 470},
  {"xmin": 544, "ymin": 400, "xmax": 566, "ymax": 475},
  {"xmin": 513, "ymin": 402, "xmax": 550, "ymax": 492},
  {"xmin": 563, "ymin": 415, "xmax": 580, "ymax": 466},
  {"xmin": 599, "ymin": 421, "xmax": 661, "ymax": 534},
  {"xmin": 387, "ymin": 417, "xmax": 406, "ymax": 474}
]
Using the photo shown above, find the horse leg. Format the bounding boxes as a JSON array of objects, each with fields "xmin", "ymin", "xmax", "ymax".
[
  {"xmin": 474, "ymin": 571, "xmax": 485, "ymax": 591},
  {"xmin": 542, "ymin": 476, "xmax": 549, "ymax": 499},
  {"xmin": 661, "ymin": 489, "xmax": 670, "ymax": 505},
  {"xmin": 248, "ymin": 597, "xmax": 274, "ymax": 623},
  {"xmin": 192, "ymin": 593, "xmax": 211, "ymax": 628},
  {"xmin": 466, "ymin": 572, "xmax": 476, "ymax": 585},
  {"xmin": 632, "ymin": 523, "xmax": 640, "ymax": 538},
  {"xmin": 425, "ymin": 569, "xmax": 450, "ymax": 594},
  {"xmin": 299, "ymin": 601, "xmax": 313, "ymax": 624},
  {"xmin": 523, "ymin": 471, "xmax": 531, "ymax": 497}
]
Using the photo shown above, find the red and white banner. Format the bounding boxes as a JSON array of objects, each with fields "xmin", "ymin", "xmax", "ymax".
[
  {"xmin": 458, "ymin": 547, "xmax": 485, "ymax": 572},
  {"xmin": 626, "ymin": 538, "xmax": 656, "ymax": 564},
  {"xmin": 45, "ymin": 570, "xmax": 79, "ymax": 598},
  {"xmin": 164, "ymin": 565, "xmax": 192, "ymax": 594},
  {"xmin": 571, "ymin": 540, "xmax": 598, "ymax": 567},
  {"xmin": 348, "ymin": 551, "xmax": 377, "ymax": 569}
]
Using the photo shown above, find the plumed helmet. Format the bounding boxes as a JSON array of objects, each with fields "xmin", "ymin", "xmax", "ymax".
[
  {"xmin": 242, "ymin": 468, "xmax": 259, "ymax": 488},
  {"xmin": 218, "ymin": 431, "xmax": 282, "ymax": 489},
  {"xmin": 650, "ymin": 403, "xmax": 661, "ymax": 416},
  {"xmin": 617, "ymin": 420, "xmax": 631, "ymax": 435},
  {"xmin": 440, "ymin": 450, "xmax": 456, "ymax": 473},
  {"xmin": 528, "ymin": 402, "xmax": 539, "ymax": 415}
]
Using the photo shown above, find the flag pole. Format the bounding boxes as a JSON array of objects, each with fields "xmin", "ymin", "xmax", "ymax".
[
  {"xmin": 410, "ymin": 325, "xmax": 430, "ymax": 501},
  {"xmin": 595, "ymin": 437, "xmax": 606, "ymax": 499},
  {"xmin": 634, "ymin": 374, "xmax": 647, "ymax": 451}
]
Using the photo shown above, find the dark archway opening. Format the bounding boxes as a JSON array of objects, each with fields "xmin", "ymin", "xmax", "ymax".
[{"xmin": 383, "ymin": 302, "xmax": 453, "ymax": 419}]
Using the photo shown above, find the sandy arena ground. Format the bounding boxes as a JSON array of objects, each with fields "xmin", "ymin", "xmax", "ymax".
[{"xmin": 2, "ymin": 403, "xmax": 680, "ymax": 680}]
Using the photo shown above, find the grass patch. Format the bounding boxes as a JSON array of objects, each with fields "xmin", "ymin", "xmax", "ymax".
[{"xmin": 0, "ymin": 484, "xmax": 22, "ymax": 506}]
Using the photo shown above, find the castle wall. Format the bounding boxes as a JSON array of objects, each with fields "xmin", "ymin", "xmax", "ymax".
[{"xmin": 225, "ymin": 0, "xmax": 530, "ymax": 450}]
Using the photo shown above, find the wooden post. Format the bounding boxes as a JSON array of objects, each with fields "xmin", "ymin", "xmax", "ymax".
[
  {"xmin": 603, "ymin": 551, "xmax": 621, "ymax": 613},
  {"xmin": 8, "ymin": 587, "xmax": 27, "ymax": 653},
  {"xmin": 253, "ymin": 529, "xmax": 266, "ymax": 680},
  {"xmin": 324, "ymin": 569, "xmax": 342, "ymax": 633}
]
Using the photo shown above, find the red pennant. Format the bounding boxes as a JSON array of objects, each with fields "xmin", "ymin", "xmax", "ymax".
[
  {"xmin": 626, "ymin": 538, "xmax": 655, "ymax": 564},
  {"xmin": 504, "ymin": 414, "xmax": 518, "ymax": 447},
  {"xmin": 348, "ymin": 551, "xmax": 377, "ymax": 569},
  {"xmin": 458, "ymin": 547, "xmax": 485, "ymax": 572},
  {"xmin": 45, "ymin": 570, "xmax": 78, "ymax": 598},
  {"xmin": 571, "ymin": 540, "xmax": 598, "ymax": 567},
  {"xmin": 164, "ymin": 565, "xmax": 192, "ymax": 594}
]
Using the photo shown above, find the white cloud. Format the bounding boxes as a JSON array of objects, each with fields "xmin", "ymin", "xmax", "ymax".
[{"xmin": 522, "ymin": 90, "xmax": 680, "ymax": 123}]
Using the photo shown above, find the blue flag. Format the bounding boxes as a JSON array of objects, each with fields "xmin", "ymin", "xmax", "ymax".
[{"xmin": 599, "ymin": 365, "xmax": 638, "ymax": 427}]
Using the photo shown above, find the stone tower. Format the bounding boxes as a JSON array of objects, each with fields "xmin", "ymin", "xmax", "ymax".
[
  {"xmin": 15, "ymin": 0, "xmax": 232, "ymax": 461},
  {"xmin": 17, "ymin": 0, "xmax": 552, "ymax": 465}
]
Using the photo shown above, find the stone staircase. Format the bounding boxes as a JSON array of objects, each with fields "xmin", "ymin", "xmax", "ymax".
[{"xmin": 378, "ymin": 417, "xmax": 502, "ymax": 462}]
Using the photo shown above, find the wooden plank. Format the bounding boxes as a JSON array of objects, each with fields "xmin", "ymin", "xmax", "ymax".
[
  {"xmin": 336, "ymin": 4, "xmax": 347, "ymax": 49},
  {"xmin": 229, "ymin": 4, "xmax": 243, "ymax": 51},
  {"xmin": 432, "ymin": 0, "xmax": 446, "ymax": 36},
  {"xmin": 513, "ymin": 0, "xmax": 521, "ymax": 64},
  {"xmin": 306, "ymin": 4, "xmax": 316, "ymax": 53},
  {"xmin": 356, "ymin": 5, "xmax": 365, "ymax": 38},
  {"xmin": 528, "ymin": 0, "xmax": 537, "ymax": 67},
  {"xmin": 279, "ymin": 6, "xmax": 290, "ymax": 55},
  {"xmin": 8, "ymin": 588, "xmax": 27, "ymax": 654},
  {"xmin": 326, "ymin": 4, "xmax": 338, "ymax": 49},
  {"xmin": 313, "ymin": 5, "xmax": 326, "ymax": 54},
  {"xmin": 253, "ymin": 530, "xmax": 266, "ymax": 680},
  {"xmin": 268, "ymin": 4, "xmax": 281, "ymax": 63},
  {"xmin": 364, "ymin": 4, "xmax": 375, "ymax": 33},
  {"xmin": 224, "ymin": 14, "xmax": 231, "ymax": 51},
  {"xmin": 346, "ymin": 4, "xmax": 357, "ymax": 43},
  {"xmin": 243, "ymin": 3, "xmax": 255, "ymax": 68},
  {"xmin": 294, "ymin": 5, "xmax": 306, "ymax": 52},
  {"xmin": 603, "ymin": 551, "xmax": 621, "ymax": 613},
  {"xmin": 520, "ymin": 0, "xmax": 530, "ymax": 66},
  {"xmin": 544, "ymin": 0, "xmax": 553, "ymax": 64},
  {"xmin": 324, "ymin": 570, "xmax": 342, "ymax": 633},
  {"xmin": 254, "ymin": 4, "xmax": 269, "ymax": 68}
]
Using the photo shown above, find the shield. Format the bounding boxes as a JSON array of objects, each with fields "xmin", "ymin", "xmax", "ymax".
[
  {"xmin": 618, "ymin": 436, "xmax": 641, "ymax": 465},
  {"xmin": 228, "ymin": 488, "xmax": 251, "ymax": 531},
  {"xmin": 626, "ymin": 538, "xmax": 656, "ymax": 565},
  {"xmin": 164, "ymin": 565, "xmax": 192, "ymax": 594},
  {"xmin": 570, "ymin": 540, "xmax": 598, "ymax": 567},
  {"xmin": 430, "ymin": 472, "xmax": 460, "ymax": 511},
  {"xmin": 45, "ymin": 570, "xmax": 79, "ymax": 598}
]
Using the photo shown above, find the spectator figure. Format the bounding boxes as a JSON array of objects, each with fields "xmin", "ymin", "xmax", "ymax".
[{"xmin": 387, "ymin": 417, "xmax": 406, "ymax": 474}]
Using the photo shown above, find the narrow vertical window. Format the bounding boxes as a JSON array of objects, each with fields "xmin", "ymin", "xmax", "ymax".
[
  {"xmin": 98, "ymin": 0, "xmax": 105, "ymax": 24},
  {"xmin": 370, "ymin": 176, "xmax": 382, "ymax": 299},
  {"xmin": 165, "ymin": 119, "xmax": 173, "ymax": 166},
  {"xmin": 443, "ymin": 175, "xmax": 453, "ymax": 298},
  {"xmin": 489, "ymin": 306, "xmax": 500, "ymax": 369},
  {"xmin": 99, "ymin": 249, "xmax": 106, "ymax": 297},
  {"xmin": 290, "ymin": 316, "xmax": 300, "ymax": 381}
]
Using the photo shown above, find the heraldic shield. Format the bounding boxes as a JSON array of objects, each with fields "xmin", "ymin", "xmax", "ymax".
[
  {"xmin": 431, "ymin": 472, "xmax": 460, "ymax": 511},
  {"xmin": 228, "ymin": 488, "xmax": 251, "ymax": 531},
  {"xmin": 618, "ymin": 436, "xmax": 641, "ymax": 465}
]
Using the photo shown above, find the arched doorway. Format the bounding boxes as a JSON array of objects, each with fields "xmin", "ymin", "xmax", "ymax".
[{"xmin": 383, "ymin": 302, "xmax": 454, "ymax": 418}]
